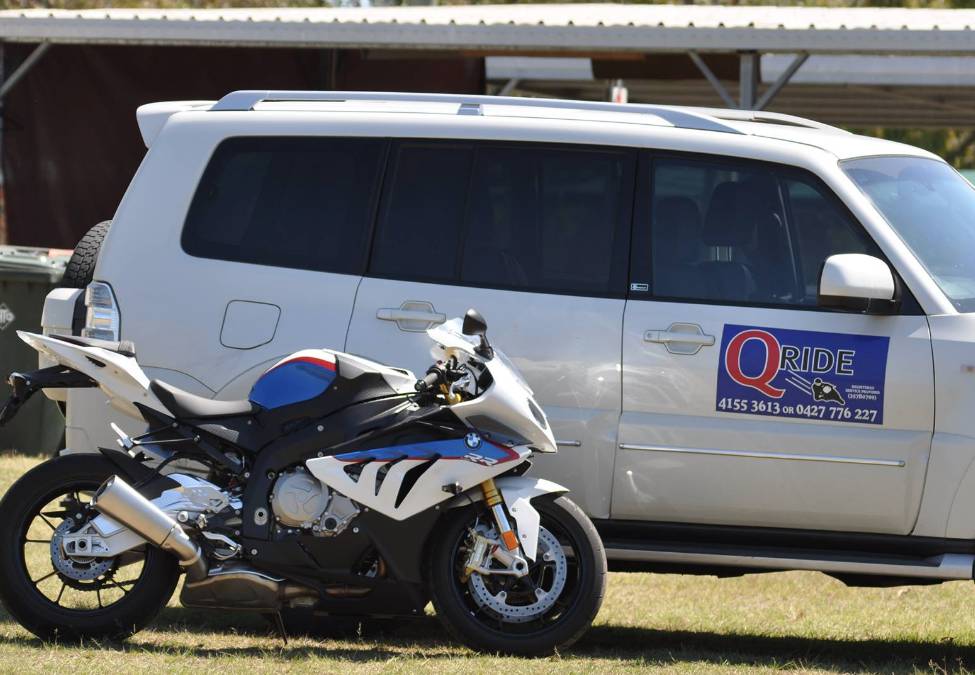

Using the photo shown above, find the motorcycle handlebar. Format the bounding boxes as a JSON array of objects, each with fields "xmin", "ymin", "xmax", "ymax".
[{"xmin": 415, "ymin": 369, "xmax": 442, "ymax": 392}]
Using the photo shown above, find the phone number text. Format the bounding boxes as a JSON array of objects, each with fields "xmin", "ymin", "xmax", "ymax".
[{"xmin": 717, "ymin": 397, "xmax": 878, "ymax": 423}]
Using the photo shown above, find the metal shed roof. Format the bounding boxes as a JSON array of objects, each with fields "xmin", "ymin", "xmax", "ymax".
[
  {"xmin": 484, "ymin": 53, "xmax": 975, "ymax": 126},
  {"xmin": 3, "ymin": 4, "xmax": 975, "ymax": 55}
]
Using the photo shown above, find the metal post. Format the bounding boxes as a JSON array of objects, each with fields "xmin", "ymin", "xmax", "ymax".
[
  {"xmin": 0, "ymin": 41, "xmax": 50, "ymax": 101},
  {"xmin": 497, "ymin": 78, "xmax": 520, "ymax": 96},
  {"xmin": 688, "ymin": 52, "xmax": 736, "ymax": 109},
  {"xmin": 739, "ymin": 51, "xmax": 759, "ymax": 110},
  {"xmin": 754, "ymin": 52, "xmax": 809, "ymax": 111}
]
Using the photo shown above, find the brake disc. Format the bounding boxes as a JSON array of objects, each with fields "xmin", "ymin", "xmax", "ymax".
[
  {"xmin": 50, "ymin": 518, "xmax": 114, "ymax": 582},
  {"xmin": 468, "ymin": 526, "xmax": 567, "ymax": 624}
]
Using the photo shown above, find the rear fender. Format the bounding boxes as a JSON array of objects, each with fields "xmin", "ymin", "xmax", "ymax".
[
  {"xmin": 16, "ymin": 331, "xmax": 167, "ymax": 419},
  {"xmin": 447, "ymin": 476, "xmax": 568, "ymax": 560}
]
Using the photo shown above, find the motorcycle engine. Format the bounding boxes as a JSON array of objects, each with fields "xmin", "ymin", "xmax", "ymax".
[{"xmin": 270, "ymin": 467, "xmax": 359, "ymax": 536}]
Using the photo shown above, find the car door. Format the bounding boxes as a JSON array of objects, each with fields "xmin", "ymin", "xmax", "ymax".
[
  {"xmin": 345, "ymin": 139, "xmax": 634, "ymax": 518},
  {"xmin": 613, "ymin": 153, "xmax": 934, "ymax": 535}
]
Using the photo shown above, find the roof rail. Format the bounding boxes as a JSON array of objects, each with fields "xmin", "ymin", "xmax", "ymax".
[
  {"xmin": 672, "ymin": 105, "xmax": 847, "ymax": 133},
  {"xmin": 211, "ymin": 90, "xmax": 744, "ymax": 135}
]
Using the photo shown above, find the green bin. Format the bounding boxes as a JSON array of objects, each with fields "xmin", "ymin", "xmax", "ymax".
[{"xmin": 0, "ymin": 246, "xmax": 69, "ymax": 454}]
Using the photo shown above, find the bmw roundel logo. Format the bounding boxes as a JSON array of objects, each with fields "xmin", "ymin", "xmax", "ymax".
[{"xmin": 465, "ymin": 432, "xmax": 482, "ymax": 449}]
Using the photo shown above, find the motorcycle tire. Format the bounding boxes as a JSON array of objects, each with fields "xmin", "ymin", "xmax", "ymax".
[
  {"xmin": 427, "ymin": 494, "xmax": 606, "ymax": 656},
  {"xmin": 0, "ymin": 455, "xmax": 179, "ymax": 642}
]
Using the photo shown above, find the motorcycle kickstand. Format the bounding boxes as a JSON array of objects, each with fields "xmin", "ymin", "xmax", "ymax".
[{"xmin": 272, "ymin": 610, "xmax": 289, "ymax": 645}]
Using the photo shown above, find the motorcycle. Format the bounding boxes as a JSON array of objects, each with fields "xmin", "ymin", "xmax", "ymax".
[{"xmin": 0, "ymin": 309, "xmax": 605, "ymax": 655}]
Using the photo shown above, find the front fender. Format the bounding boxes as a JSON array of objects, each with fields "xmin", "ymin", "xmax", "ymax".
[{"xmin": 447, "ymin": 476, "xmax": 568, "ymax": 560}]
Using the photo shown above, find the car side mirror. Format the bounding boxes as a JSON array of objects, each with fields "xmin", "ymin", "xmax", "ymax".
[
  {"xmin": 462, "ymin": 308, "xmax": 493, "ymax": 359},
  {"xmin": 818, "ymin": 254, "xmax": 898, "ymax": 314}
]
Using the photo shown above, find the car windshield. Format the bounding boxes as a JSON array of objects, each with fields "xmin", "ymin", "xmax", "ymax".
[{"xmin": 842, "ymin": 156, "xmax": 975, "ymax": 313}]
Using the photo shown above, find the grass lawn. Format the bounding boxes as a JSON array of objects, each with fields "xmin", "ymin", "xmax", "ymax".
[{"xmin": 0, "ymin": 452, "xmax": 973, "ymax": 674}]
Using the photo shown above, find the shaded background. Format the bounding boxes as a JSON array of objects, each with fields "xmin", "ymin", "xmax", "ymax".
[{"xmin": 2, "ymin": 44, "xmax": 484, "ymax": 248}]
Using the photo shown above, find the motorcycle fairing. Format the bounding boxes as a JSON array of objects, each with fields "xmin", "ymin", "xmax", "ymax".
[
  {"xmin": 251, "ymin": 504, "xmax": 442, "ymax": 588},
  {"xmin": 249, "ymin": 350, "xmax": 338, "ymax": 409},
  {"xmin": 306, "ymin": 439, "xmax": 530, "ymax": 521},
  {"xmin": 333, "ymin": 438, "xmax": 520, "ymax": 464},
  {"xmin": 246, "ymin": 348, "xmax": 416, "ymax": 412},
  {"xmin": 234, "ymin": 398, "xmax": 439, "ymax": 542},
  {"xmin": 17, "ymin": 331, "xmax": 169, "ymax": 419}
]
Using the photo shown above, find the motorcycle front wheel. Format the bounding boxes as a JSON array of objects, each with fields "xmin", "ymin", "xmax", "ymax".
[
  {"xmin": 428, "ymin": 494, "xmax": 606, "ymax": 656},
  {"xmin": 0, "ymin": 454, "xmax": 180, "ymax": 642}
]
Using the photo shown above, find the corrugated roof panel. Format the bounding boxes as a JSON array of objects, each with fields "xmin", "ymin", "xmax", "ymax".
[
  {"xmin": 2, "ymin": 5, "xmax": 971, "ymax": 31},
  {"xmin": 1, "ymin": 5, "xmax": 975, "ymax": 54}
]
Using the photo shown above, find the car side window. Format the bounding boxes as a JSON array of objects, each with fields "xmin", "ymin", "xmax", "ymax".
[
  {"xmin": 182, "ymin": 137, "xmax": 385, "ymax": 275},
  {"xmin": 370, "ymin": 142, "xmax": 474, "ymax": 283},
  {"xmin": 649, "ymin": 156, "xmax": 878, "ymax": 307},
  {"xmin": 784, "ymin": 177, "xmax": 881, "ymax": 302},
  {"xmin": 369, "ymin": 141, "xmax": 633, "ymax": 298},
  {"xmin": 461, "ymin": 146, "xmax": 631, "ymax": 296}
]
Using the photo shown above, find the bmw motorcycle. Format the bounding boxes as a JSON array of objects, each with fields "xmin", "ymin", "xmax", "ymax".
[{"xmin": 0, "ymin": 310, "xmax": 605, "ymax": 655}]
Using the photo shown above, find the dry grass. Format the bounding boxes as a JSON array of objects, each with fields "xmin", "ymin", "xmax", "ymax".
[{"xmin": 0, "ymin": 452, "xmax": 973, "ymax": 674}]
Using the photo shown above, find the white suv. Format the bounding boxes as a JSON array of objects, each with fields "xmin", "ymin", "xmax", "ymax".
[{"xmin": 42, "ymin": 90, "xmax": 975, "ymax": 586}]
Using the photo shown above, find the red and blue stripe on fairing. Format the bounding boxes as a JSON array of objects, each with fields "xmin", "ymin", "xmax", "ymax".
[{"xmin": 249, "ymin": 351, "xmax": 338, "ymax": 410}]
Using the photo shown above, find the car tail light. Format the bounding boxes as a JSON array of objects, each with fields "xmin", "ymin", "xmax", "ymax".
[{"xmin": 82, "ymin": 282, "xmax": 120, "ymax": 341}]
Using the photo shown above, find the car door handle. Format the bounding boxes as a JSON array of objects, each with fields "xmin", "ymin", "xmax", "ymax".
[
  {"xmin": 644, "ymin": 323, "xmax": 715, "ymax": 355},
  {"xmin": 644, "ymin": 331, "xmax": 715, "ymax": 346},
  {"xmin": 376, "ymin": 301, "xmax": 447, "ymax": 333},
  {"xmin": 377, "ymin": 308, "xmax": 446, "ymax": 323}
]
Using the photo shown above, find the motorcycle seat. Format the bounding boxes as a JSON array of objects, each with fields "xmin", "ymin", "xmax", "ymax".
[{"xmin": 150, "ymin": 380, "xmax": 261, "ymax": 420}]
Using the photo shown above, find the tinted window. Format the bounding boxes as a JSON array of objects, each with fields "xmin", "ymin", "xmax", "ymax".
[
  {"xmin": 370, "ymin": 141, "xmax": 631, "ymax": 297},
  {"xmin": 785, "ymin": 177, "xmax": 879, "ymax": 301},
  {"xmin": 650, "ymin": 157, "xmax": 877, "ymax": 307},
  {"xmin": 370, "ymin": 143, "xmax": 474, "ymax": 283},
  {"xmin": 183, "ymin": 137, "xmax": 384, "ymax": 274},
  {"xmin": 462, "ymin": 146, "xmax": 630, "ymax": 295}
]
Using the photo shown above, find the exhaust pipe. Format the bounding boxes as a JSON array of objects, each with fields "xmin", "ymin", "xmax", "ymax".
[{"xmin": 93, "ymin": 475, "xmax": 207, "ymax": 581}]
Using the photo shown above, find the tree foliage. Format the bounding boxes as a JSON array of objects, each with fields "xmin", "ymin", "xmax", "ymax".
[{"xmin": 850, "ymin": 128, "xmax": 975, "ymax": 168}]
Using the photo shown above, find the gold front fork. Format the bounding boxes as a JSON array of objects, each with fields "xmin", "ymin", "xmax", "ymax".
[
  {"xmin": 440, "ymin": 383, "xmax": 462, "ymax": 405},
  {"xmin": 480, "ymin": 478, "xmax": 519, "ymax": 551}
]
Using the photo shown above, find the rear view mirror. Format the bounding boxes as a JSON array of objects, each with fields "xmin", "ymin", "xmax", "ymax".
[
  {"xmin": 818, "ymin": 254, "xmax": 897, "ymax": 313},
  {"xmin": 462, "ymin": 308, "xmax": 494, "ymax": 359},
  {"xmin": 462, "ymin": 308, "xmax": 488, "ymax": 337}
]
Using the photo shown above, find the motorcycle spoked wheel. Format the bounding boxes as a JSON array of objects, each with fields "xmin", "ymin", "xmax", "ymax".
[
  {"xmin": 428, "ymin": 494, "xmax": 606, "ymax": 656},
  {"xmin": 0, "ymin": 455, "xmax": 179, "ymax": 642}
]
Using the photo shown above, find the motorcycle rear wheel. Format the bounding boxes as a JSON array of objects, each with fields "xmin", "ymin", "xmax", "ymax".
[
  {"xmin": 427, "ymin": 494, "xmax": 606, "ymax": 656},
  {"xmin": 0, "ymin": 455, "xmax": 179, "ymax": 642}
]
